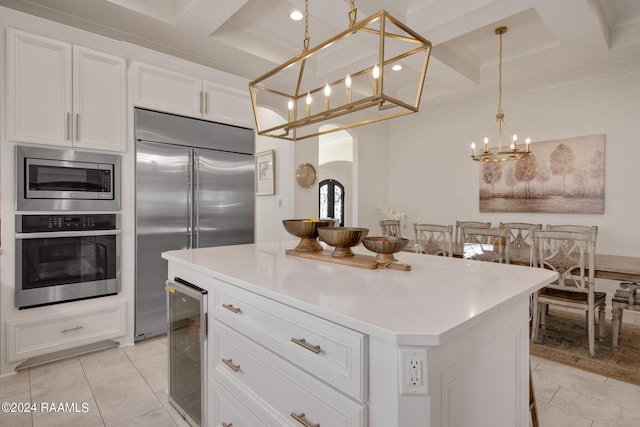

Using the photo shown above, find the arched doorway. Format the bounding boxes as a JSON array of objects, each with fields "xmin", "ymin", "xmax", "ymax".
[
  {"xmin": 319, "ymin": 179, "xmax": 345, "ymax": 226},
  {"xmin": 318, "ymin": 125, "xmax": 354, "ymax": 226}
]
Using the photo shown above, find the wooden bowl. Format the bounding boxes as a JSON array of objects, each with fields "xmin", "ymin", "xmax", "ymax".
[
  {"xmin": 362, "ymin": 236, "xmax": 409, "ymax": 263},
  {"xmin": 282, "ymin": 219, "xmax": 335, "ymax": 252},
  {"xmin": 317, "ymin": 227, "xmax": 369, "ymax": 257}
]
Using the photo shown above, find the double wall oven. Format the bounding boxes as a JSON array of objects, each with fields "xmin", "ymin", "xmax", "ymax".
[{"xmin": 15, "ymin": 145, "xmax": 122, "ymax": 309}]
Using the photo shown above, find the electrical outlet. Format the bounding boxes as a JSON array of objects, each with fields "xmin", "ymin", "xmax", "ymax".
[{"xmin": 399, "ymin": 348, "xmax": 429, "ymax": 395}]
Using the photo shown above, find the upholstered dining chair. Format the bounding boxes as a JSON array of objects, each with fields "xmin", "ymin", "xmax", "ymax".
[
  {"xmin": 413, "ymin": 223, "xmax": 453, "ymax": 257},
  {"xmin": 531, "ymin": 229, "xmax": 606, "ymax": 358},
  {"xmin": 461, "ymin": 227, "xmax": 510, "ymax": 264},
  {"xmin": 380, "ymin": 219, "xmax": 401, "ymax": 237},
  {"xmin": 455, "ymin": 220, "xmax": 491, "ymax": 245}
]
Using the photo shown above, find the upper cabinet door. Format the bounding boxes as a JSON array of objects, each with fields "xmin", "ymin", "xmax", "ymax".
[
  {"xmin": 202, "ymin": 80, "xmax": 254, "ymax": 129},
  {"xmin": 73, "ymin": 46, "xmax": 127, "ymax": 152},
  {"xmin": 132, "ymin": 61, "xmax": 203, "ymax": 119},
  {"xmin": 7, "ymin": 28, "xmax": 72, "ymax": 146}
]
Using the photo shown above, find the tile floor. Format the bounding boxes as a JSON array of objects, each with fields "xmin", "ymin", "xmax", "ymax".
[{"xmin": 1, "ymin": 336, "xmax": 639, "ymax": 426}]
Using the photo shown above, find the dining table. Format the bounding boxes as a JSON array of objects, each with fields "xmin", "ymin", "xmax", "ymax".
[{"xmin": 405, "ymin": 241, "xmax": 640, "ymax": 282}]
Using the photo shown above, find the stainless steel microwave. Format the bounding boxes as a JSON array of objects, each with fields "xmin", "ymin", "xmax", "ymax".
[{"xmin": 16, "ymin": 145, "xmax": 121, "ymax": 211}]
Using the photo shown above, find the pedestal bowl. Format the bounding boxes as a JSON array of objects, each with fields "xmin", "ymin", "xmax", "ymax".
[
  {"xmin": 317, "ymin": 227, "xmax": 369, "ymax": 257},
  {"xmin": 282, "ymin": 219, "xmax": 335, "ymax": 252},
  {"xmin": 362, "ymin": 236, "xmax": 409, "ymax": 263}
]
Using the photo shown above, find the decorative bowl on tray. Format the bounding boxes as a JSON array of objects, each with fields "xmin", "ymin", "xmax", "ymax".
[
  {"xmin": 282, "ymin": 218, "xmax": 335, "ymax": 252},
  {"xmin": 317, "ymin": 227, "xmax": 369, "ymax": 257},
  {"xmin": 362, "ymin": 236, "xmax": 409, "ymax": 263}
]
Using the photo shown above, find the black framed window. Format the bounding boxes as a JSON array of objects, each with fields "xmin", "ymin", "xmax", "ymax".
[{"xmin": 319, "ymin": 179, "xmax": 345, "ymax": 226}]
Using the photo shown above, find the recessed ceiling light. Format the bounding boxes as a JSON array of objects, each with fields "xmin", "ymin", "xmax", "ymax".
[
  {"xmin": 290, "ymin": 10, "xmax": 303, "ymax": 21},
  {"xmin": 392, "ymin": 64, "xmax": 403, "ymax": 71}
]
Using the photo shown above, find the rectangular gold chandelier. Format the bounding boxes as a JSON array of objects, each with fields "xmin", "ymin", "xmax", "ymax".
[{"xmin": 249, "ymin": 9, "xmax": 432, "ymax": 141}]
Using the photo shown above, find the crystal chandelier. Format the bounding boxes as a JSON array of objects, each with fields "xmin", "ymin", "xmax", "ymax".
[
  {"xmin": 470, "ymin": 26, "xmax": 531, "ymax": 162},
  {"xmin": 249, "ymin": 0, "xmax": 432, "ymax": 141}
]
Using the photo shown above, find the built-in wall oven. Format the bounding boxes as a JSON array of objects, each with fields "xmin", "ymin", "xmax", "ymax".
[
  {"xmin": 16, "ymin": 145, "xmax": 120, "ymax": 211},
  {"xmin": 15, "ymin": 214, "xmax": 121, "ymax": 309}
]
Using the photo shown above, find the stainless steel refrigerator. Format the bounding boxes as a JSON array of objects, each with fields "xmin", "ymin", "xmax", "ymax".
[{"xmin": 134, "ymin": 108, "xmax": 254, "ymax": 341}]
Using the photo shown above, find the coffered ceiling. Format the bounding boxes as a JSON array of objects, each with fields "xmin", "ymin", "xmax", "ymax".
[{"xmin": 2, "ymin": 0, "xmax": 640, "ymax": 111}]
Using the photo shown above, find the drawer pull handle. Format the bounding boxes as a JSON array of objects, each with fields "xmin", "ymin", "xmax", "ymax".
[
  {"xmin": 61, "ymin": 325, "xmax": 83, "ymax": 333},
  {"xmin": 291, "ymin": 337, "xmax": 320, "ymax": 354},
  {"xmin": 291, "ymin": 412, "xmax": 319, "ymax": 427},
  {"xmin": 222, "ymin": 303, "xmax": 241, "ymax": 314},
  {"xmin": 221, "ymin": 422, "xmax": 233, "ymax": 427},
  {"xmin": 222, "ymin": 358, "xmax": 240, "ymax": 372}
]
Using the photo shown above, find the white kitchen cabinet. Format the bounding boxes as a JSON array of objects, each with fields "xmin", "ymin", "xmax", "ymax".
[
  {"xmin": 5, "ymin": 301, "xmax": 127, "ymax": 362},
  {"xmin": 6, "ymin": 28, "xmax": 127, "ymax": 152},
  {"xmin": 201, "ymin": 79, "xmax": 254, "ymax": 128},
  {"xmin": 133, "ymin": 61, "xmax": 254, "ymax": 128}
]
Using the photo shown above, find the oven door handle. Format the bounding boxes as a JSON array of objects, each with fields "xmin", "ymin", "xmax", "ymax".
[{"xmin": 15, "ymin": 229, "xmax": 122, "ymax": 239}]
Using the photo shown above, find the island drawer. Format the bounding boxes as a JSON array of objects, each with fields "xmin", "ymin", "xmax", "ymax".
[
  {"xmin": 210, "ymin": 378, "xmax": 269, "ymax": 427},
  {"xmin": 212, "ymin": 319, "xmax": 366, "ymax": 427},
  {"xmin": 212, "ymin": 281, "xmax": 366, "ymax": 400},
  {"xmin": 6, "ymin": 301, "xmax": 127, "ymax": 362}
]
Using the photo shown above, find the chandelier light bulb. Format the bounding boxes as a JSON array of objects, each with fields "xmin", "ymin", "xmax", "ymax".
[
  {"xmin": 526, "ymin": 137, "xmax": 531, "ymax": 152},
  {"xmin": 372, "ymin": 65, "xmax": 380, "ymax": 95},
  {"xmin": 287, "ymin": 99, "xmax": 294, "ymax": 122},
  {"xmin": 345, "ymin": 75, "xmax": 352, "ymax": 103},
  {"xmin": 305, "ymin": 92, "xmax": 312, "ymax": 117},
  {"xmin": 471, "ymin": 142, "xmax": 476, "ymax": 156},
  {"xmin": 324, "ymin": 83, "xmax": 331, "ymax": 110}
]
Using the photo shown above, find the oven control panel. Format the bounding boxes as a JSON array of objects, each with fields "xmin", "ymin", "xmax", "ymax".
[{"xmin": 16, "ymin": 214, "xmax": 119, "ymax": 232}]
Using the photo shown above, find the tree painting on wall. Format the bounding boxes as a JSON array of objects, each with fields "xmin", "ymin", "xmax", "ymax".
[{"xmin": 479, "ymin": 134, "xmax": 605, "ymax": 213}]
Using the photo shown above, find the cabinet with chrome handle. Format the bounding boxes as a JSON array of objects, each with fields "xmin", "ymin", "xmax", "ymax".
[
  {"xmin": 211, "ymin": 319, "xmax": 365, "ymax": 427},
  {"xmin": 291, "ymin": 412, "xmax": 320, "ymax": 427},
  {"xmin": 291, "ymin": 337, "xmax": 320, "ymax": 354},
  {"xmin": 221, "ymin": 358, "xmax": 241, "ymax": 372},
  {"xmin": 7, "ymin": 28, "xmax": 126, "ymax": 151},
  {"xmin": 212, "ymin": 281, "xmax": 365, "ymax": 401}
]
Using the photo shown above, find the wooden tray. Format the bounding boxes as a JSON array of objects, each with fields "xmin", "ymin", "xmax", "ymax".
[{"xmin": 285, "ymin": 249, "xmax": 411, "ymax": 271}]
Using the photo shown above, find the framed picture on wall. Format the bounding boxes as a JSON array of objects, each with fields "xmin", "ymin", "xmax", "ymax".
[
  {"xmin": 479, "ymin": 134, "xmax": 605, "ymax": 213},
  {"xmin": 256, "ymin": 150, "xmax": 275, "ymax": 196}
]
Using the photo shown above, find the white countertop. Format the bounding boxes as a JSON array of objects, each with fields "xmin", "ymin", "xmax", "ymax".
[{"xmin": 162, "ymin": 241, "xmax": 557, "ymax": 346}]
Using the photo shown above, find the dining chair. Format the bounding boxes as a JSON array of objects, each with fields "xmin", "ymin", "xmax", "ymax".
[
  {"xmin": 380, "ymin": 219, "xmax": 402, "ymax": 237},
  {"xmin": 455, "ymin": 220, "xmax": 491, "ymax": 245},
  {"xmin": 546, "ymin": 225, "xmax": 598, "ymax": 247},
  {"xmin": 499, "ymin": 222, "xmax": 542, "ymax": 267},
  {"xmin": 499, "ymin": 222, "xmax": 542, "ymax": 249},
  {"xmin": 413, "ymin": 223, "xmax": 453, "ymax": 257},
  {"xmin": 462, "ymin": 226, "xmax": 510, "ymax": 264},
  {"xmin": 531, "ymin": 229, "xmax": 606, "ymax": 358}
]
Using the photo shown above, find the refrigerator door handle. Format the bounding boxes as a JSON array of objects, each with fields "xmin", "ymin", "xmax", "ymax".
[
  {"xmin": 187, "ymin": 150, "xmax": 194, "ymax": 249},
  {"xmin": 193, "ymin": 150, "xmax": 200, "ymax": 248}
]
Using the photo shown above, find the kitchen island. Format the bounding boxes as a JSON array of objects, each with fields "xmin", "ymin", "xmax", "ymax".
[{"xmin": 163, "ymin": 241, "xmax": 557, "ymax": 427}]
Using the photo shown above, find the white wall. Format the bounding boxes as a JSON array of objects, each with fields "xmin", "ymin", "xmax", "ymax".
[
  {"xmin": 388, "ymin": 68, "xmax": 640, "ymax": 256},
  {"xmin": 352, "ymin": 122, "xmax": 390, "ymax": 234},
  {"xmin": 255, "ymin": 108, "xmax": 294, "ymax": 243}
]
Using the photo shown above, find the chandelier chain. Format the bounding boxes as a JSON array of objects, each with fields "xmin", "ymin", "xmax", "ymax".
[
  {"xmin": 497, "ymin": 29, "xmax": 503, "ymax": 115},
  {"xmin": 349, "ymin": 0, "xmax": 358, "ymax": 27},
  {"xmin": 303, "ymin": 0, "xmax": 310, "ymax": 51}
]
